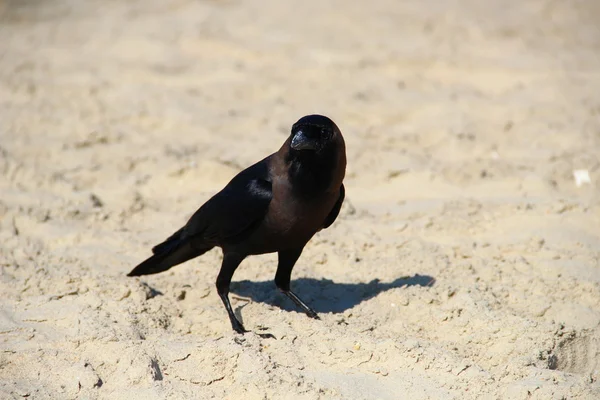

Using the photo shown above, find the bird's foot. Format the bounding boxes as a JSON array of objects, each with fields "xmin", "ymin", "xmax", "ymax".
[
  {"xmin": 280, "ymin": 289, "xmax": 320, "ymax": 320},
  {"xmin": 231, "ymin": 320, "xmax": 248, "ymax": 334},
  {"xmin": 306, "ymin": 309, "xmax": 320, "ymax": 320}
]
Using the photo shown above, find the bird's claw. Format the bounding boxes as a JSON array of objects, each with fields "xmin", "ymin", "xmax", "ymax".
[
  {"xmin": 232, "ymin": 323, "xmax": 248, "ymax": 334},
  {"xmin": 306, "ymin": 310, "xmax": 320, "ymax": 320}
]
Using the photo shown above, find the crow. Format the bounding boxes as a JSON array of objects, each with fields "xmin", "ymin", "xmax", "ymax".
[{"xmin": 128, "ymin": 114, "xmax": 346, "ymax": 333}]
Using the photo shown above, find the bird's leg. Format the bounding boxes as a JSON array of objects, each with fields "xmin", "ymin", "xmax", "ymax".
[
  {"xmin": 275, "ymin": 248, "xmax": 320, "ymax": 320},
  {"xmin": 216, "ymin": 252, "xmax": 246, "ymax": 334}
]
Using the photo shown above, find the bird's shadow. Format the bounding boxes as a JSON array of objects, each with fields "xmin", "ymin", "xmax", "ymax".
[{"xmin": 230, "ymin": 274, "xmax": 435, "ymax": 314}]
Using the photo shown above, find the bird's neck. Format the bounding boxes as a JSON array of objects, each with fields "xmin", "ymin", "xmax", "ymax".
[{"xmin": 286, "ymin": 147, "xmax": 344, "ymax": 197}]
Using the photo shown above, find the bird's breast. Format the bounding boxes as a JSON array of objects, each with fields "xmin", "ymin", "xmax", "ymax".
[{"xmin": 245, "ymin": 179, "xmax": 339, "ymax": 253}]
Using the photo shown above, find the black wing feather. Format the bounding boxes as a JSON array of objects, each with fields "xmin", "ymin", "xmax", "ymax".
[
  {"xmin": 182, "ymin": 157, "xmax": 272, "ymax": 244},
  {"xmin": 323, "ymin": 184, "xmax": 345, "ymax": 229},
  {"xmin": 127, "ymin": 157, "xmax": 273, "ymax": 277}
]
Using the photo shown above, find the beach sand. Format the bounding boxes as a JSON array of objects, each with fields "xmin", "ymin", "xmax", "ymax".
[{"xmin": 1, "ymin": 0, "xmax": 599, "ymax": 398}]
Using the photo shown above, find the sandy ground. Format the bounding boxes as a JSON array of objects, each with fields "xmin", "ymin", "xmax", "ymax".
[{"xmin": 1, "ymin": 0, "xmax": 599, "ymax": 398}]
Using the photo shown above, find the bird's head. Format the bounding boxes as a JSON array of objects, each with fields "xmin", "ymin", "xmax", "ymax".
[
  {"xmin": 285, "ymin": 114, "xmax": 346, "ymax": 193},
  {"xmin": 289, "ymin": 114, "xmax": 341, "ymax": 154}
]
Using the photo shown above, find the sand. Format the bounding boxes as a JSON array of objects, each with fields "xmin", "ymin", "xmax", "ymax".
[{"xmin": 1, "ymin": 0, "xmax": 599, "ymax": 398}]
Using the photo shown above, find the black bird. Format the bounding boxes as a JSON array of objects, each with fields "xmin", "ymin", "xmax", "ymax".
[{"xmin": 127, "ymin": 114, "xmax": 346, "ymax": 333}]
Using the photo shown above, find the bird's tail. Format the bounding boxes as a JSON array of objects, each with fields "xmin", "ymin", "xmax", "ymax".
[{"xmin": 127, "ymin": 231, "xmax": 213, "ymax": 277}]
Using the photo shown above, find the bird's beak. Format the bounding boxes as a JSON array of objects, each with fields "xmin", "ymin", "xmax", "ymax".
[{"xmin": 290, "ymin": 130, "xmax": 317, "ymax": 151}]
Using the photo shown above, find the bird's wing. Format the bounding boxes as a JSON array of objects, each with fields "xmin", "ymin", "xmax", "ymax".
[
  {"xmin": 181, "ymin": 158, "xmax": 273, "ymax": 244},
  {"xmin": 323, "ymin": 184, "xmax": 345, "ymax": 229}
]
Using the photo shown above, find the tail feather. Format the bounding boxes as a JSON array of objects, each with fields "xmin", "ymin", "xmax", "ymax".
[
  {"xmin": 151, "ymin": 228, "xmax": 184, "ymax": 255},
  {"xmin": 128, "ymin": 237, "xmax": 212, "ymax": 277}
]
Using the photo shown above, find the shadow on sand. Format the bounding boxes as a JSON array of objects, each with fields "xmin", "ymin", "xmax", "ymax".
[{"xmin": 230, "ymin": 274, "xmax": 435, "ymax": 314}]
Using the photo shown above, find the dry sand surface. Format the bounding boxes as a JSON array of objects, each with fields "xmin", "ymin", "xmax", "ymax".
[{"xmin": 1, "ymin": 0, "xmax": 600, "ymax": 398}]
